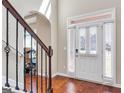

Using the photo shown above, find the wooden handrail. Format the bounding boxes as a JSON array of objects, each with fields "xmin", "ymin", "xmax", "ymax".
[{"xmin": 2, "ymin": 0, "xmax": 49, "ymax": 54}]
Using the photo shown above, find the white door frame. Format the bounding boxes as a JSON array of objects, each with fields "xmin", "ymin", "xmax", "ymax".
[{"xmin": 67, "ymin": 8, "xmax": 116, "ymax": 86}]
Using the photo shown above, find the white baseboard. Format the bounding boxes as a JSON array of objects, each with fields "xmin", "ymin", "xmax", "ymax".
[
  {"xmin": 52, "ymin": 73, "xmax": 58, "ymax": 78},
  {"xmin": 114, "ymin": 84, "xmax": 121, "ymax": 88},
  {"xmin": 3, "ymin": 87, "xmax": 26, "ymax": 93},
  {"xmin": 2, "ymin": 76, "xmax": 23, "ymax": 90},
  {"xmin": 38, "ymin": 72, "xmax": 45, "ymax": 76},
  {"xmin": 55, "ymin": 72, "xmax": 71, "ymax": 78},
  {"xmin": 38, "ymin": 72, "xmax": 58, "ymax": 78}
]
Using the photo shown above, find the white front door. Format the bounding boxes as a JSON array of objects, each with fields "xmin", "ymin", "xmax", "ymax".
[
  {"xmin": 67, "ymin": 22, "xmax": 115, "ymax": 84},
  {"xmin": 75, "ymin": 25, "xmax": 103, "ymax": 82}
]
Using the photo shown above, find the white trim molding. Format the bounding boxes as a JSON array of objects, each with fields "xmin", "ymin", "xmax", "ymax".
[
  {"xmin": 2, "ymin": 76, "xmax": 24, "ymax": 90},
  {"xmin": 38, "ymin": 72, "xmax": 59, "ymax": 78},
  {"xmin": 114, "ymin": 84, "xmax": 121, "ymax": 88}
]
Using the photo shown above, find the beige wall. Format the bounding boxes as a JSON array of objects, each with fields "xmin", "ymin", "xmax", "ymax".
[
  {"xmin": 10, "ymin": 0, "xmax": 58, "ymax": 75},
  {"xmin": 27, "ymin": 11, "xmax": 58, "ymax": 76},
  {"xmin": 50, "ymin": 0, "xmax": 58, "ymax": 75},
  {"xmin": 28, "ymin": 14, "xmax": 51, "ymax": 47},
  {"xmin": 58, "ymin": 0, "xmax": 121, "ymax": 84}
]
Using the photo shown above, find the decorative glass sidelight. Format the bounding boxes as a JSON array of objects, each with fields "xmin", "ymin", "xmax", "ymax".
[
  {"xmin": 67, "ymin": 29, "xmax": 76, "ymax": 74},
  {"xmin": 103, "ymin": 22, "xmax": 114, "ymax": 82}
]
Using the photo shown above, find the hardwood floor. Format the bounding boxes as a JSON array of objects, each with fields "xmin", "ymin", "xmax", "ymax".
[{"xmin": 26, "ymin": 75, "xmax": 121, "ymax": 93}]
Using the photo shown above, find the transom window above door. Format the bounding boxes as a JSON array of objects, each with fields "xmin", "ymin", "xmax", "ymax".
[{"xmin": 79, "ymin": 26, "xmax": 97, "ymax": 55}]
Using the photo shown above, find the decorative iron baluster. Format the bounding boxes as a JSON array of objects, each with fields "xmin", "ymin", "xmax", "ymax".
[
  {"xmin": 23, "ymin": 28, "xmax": 27, "ymax": 92},
  {"xmin": 36, "ymin": 42, "xmax": 38, "ymax": 93},
  {"xmin": 15, "ymin": 19, "xmax": 19, "ymax": 90},
  {"xmin": 48, "ymin": 46, "xmax": 53, "ymax": 93},
  {"xmin": 41, "ymin": 47, "xmax": 43, "ymax": 93},
  {"xmin": 4, "ymin": 8, "xmax": 10, "ymax": 87},
  {"xmin": 45, "ymin": 52, "xmax": 48, "ymax": 93},
  {"xmin": 30, "ymin": 36, "xmax": 33, "ymax": 93}
]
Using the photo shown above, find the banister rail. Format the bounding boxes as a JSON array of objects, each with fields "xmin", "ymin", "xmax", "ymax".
[{"xmin": 2, "ymin": 0, "xmax": 49, "ymax": 54}]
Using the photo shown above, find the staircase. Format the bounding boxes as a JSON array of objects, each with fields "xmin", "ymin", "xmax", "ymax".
[
  {"xmin": 2, "ymin": 0, "xmax": 53, "ymax": 93},
  {"xmin": 2, "ymin": 87, "xmax": 13, "ymax": 93}
]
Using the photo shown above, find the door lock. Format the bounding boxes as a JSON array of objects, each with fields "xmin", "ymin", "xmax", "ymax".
[
  {"xmin": 75, "ymin": 49, "xmax": 78, "ymax": 57},
  {"xmin": 75, "ymin": 49, "xmax": 78, "ymax": 53}
]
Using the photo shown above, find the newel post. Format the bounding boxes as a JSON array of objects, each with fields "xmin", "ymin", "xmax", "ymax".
[{"xmin": 48, "ymin": 46, "xmax": 53, "ymax": 93}]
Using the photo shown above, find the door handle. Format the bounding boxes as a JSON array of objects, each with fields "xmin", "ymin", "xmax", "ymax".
[
  {"xmin": 75, "ymin": 49, "xmax": 78, "ymax": 53},
  {"xmin": 75, "ymin": 49, "xmax": 78, "ymax": 57}
]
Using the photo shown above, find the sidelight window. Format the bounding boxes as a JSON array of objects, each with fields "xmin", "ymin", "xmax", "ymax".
[{"xmin": 103, "ymin": 22, "xmax": 114, "ymax": 81}]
